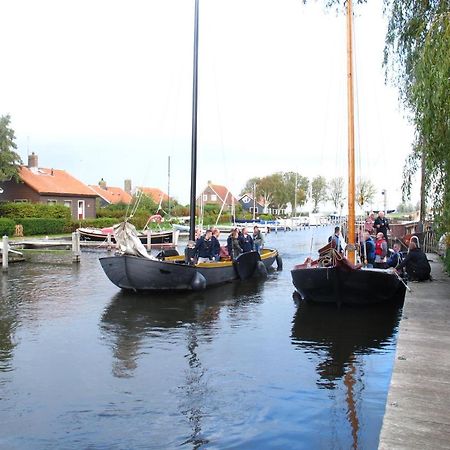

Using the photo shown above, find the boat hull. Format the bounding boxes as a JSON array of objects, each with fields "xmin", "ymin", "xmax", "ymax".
[
  {"xmin": 291, "ymin": 266, "xmax": 406, "ymax": 305},
  {"xmin": 79, "ymin": 228, "xmax": 176, "ymax": 246},
  {"xmin": 100, "ymin": 249, "xmax": 279, "ymax": 292}
]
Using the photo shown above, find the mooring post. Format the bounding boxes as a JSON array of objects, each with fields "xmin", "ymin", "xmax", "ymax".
[
  {"xmin": 2, "ymin": 235, "xmax": 8, "ymax": 272},
  {"xmin": 107, "ymin": 233, "xmax": 112, "ymax": 252},
  {"xmin": 147, "ymin": 229, "xmax": 152, "ymax": 251},
  {"xmin": 72, "ymin": 231, "xmax": 81, "ymax": 263}
]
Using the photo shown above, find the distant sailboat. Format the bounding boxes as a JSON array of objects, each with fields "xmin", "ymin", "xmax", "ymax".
[
  {"xmin": 290, "ymin": 0, "xmax": 406, "ymax": 305},
  {"xmin": 100, "ymin": 0, "xmax": 281, "ymax": 292}
]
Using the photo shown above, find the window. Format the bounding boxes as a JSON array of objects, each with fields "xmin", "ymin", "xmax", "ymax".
[
  {"xmin": 203, "ymin": 194, "xmax": 208, "ymax": 201},
  {"xmin": 211, "ymin": 194, "xmax": 217, "ymax": 202},
  {"xmin": 14, "ymin": 199, "xmax": 29, "ymax": 203},
  {"xmin": 47, "ymin": 199, "xmax": 57, "ymax": 205},
  {"xmin": 64, "ymin": 200, "xmax": 72, "ymax": 208}
]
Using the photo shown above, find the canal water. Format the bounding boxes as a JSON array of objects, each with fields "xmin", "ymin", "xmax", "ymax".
[{"xmin": 0, "ymin": 226, "xmax": 402, "ymax": 449}]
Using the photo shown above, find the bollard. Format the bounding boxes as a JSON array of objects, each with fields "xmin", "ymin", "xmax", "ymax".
[
  {"xmin": 107, "ymin": 233, "xmax": 112, "ymax": 252},
  {"xmin": 2, "ymin": 235, "xmax": 8, "ymax": 272},
  {"xmin": 72, "ymin": 231, "xmax": 81, "ymax": 263},
  {"xmin": 147, "ymin": 229, "xmax": 152, "ymax": 251}
]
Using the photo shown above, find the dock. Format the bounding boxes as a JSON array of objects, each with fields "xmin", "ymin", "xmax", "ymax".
[{"xmin": 379, "ymin": 254, "xmax": 450, "ymax": 449}]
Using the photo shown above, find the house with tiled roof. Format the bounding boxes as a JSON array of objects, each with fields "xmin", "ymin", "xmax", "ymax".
[
  {"xmin": 136, "ymin": 186, "xmax": 170, "ymax": 205},
  {"xmin": 89, "ymin": 179, "xmax": 132, "ymax": 207},
  {"xmin": 197, "ymin": 181, "xmax": 237, "ymax": 206},
  {"xmin": 0, "ymin": 152, "xmax": 97, "ymax": 220},
  {"xmin": 239, "ymin": 193, "xmax": 265, "ymax": 215}
]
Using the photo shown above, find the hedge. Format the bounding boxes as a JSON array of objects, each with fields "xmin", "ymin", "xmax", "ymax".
[
  {"xmin": 0, "ymin": 202, "xmax": 71, "ymax": 221},
  {"xmin": 18, "ymin": 218, "xmax": 67, "ymax": 235},
  {"xmin": 0, "ymin": 218, "xmax": 15, "ymax": 236}
]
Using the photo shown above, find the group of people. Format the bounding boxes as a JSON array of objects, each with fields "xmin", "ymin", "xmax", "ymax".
[
  {"xmin": 329, "ymin": 210, "xmax": 432, "ymax": 282},
  {"xmin": 186, "ymin": 225, "xmax": 265, "ymax": 264}
]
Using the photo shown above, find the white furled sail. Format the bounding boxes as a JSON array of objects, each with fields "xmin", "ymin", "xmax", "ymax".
[{"xmin": 113, "ymin": 222, "xmax": 156, "ymax": 260}]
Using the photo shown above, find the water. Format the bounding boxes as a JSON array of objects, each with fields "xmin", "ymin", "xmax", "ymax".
[{"xmin": 0, "ymin": 226, "xmax": 402, "ymax": 449}]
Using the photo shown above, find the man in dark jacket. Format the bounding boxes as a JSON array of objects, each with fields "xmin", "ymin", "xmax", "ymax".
[
  {"xmin": 194, "ymin": 229, "xmax": 217, "ymax": 263},
  {"xmin": 396, "ymin": 241, "xmax": 431, "ymax": 281},
  {"xmin": 374, "ymin": 211, "xmax": 390, "ymax": 241},
  {"xmin": 239, "ymin": 227, "xmax": 254, "ymax": 252}
]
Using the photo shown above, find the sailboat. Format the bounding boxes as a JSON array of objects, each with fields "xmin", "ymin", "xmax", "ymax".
[
  {"xmin": 99, "ymin": 0, "xmax": 281, "ymax": 292},
  {"xmin": 290, "ymin": 0, "xmax": 406, "ymax": 305}
]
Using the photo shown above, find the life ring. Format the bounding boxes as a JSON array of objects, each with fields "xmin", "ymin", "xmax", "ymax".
[{"xmin": 149, "ymin": 214, "xmax": 162, "ymax": 223}]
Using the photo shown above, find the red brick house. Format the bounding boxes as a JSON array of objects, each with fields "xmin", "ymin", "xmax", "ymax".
[
  {"xmin": 89, "ymin": 179, "xmax": 132, "ymax": 207},
  {"xmin": 197, "ymin": 182, "xmax": 236, "ymax": 206},
  {"xmin": 0, "ymin": 152, "xmax": 97, "ymax": 220}
]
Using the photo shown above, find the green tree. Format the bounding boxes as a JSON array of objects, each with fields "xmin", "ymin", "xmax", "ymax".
[
  {"xmin": 384, "ymin": 0, "xmax": 450, "ymax": 236},
  {"xmin": 311, "ymin": 176, "xmax": 328, "ymax": 213},
  {"xmin": 0, "ymin": 115, "xmax": 22, "ymax": 183}
]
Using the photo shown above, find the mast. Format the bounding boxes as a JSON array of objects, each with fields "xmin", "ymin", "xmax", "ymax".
[
  {"xmin": 346, "ymin": 0, "xmax": 356, "ymax": 263},
  {"xmin": 189, "ymin": 0, "xmax": 200, "ymax": 242}
]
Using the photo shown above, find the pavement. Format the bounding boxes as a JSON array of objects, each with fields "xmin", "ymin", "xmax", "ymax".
[{"xmin": 379, "ymin": 254, "xmax": 450, "ymax": 449}]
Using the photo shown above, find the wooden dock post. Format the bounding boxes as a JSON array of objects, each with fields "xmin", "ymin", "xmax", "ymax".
[
  {"xmin": 107, "ymin": 233, "xmax": 112, "ymax": 252},
  {"xmin": 2, "ymin": 235, "xmax": 8, "ymax": 272},
  {"xmin": 72, "ymin": 231, "xmax": 81, "ymax": 263},
  {"xmin": 147, "ymin": 229, "xmax": 152, "ymax": 251}
]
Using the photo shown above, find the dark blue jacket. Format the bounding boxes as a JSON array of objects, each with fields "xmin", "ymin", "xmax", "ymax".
[
  {"xmin": 239, "ymin": 234, "xmax": 254, "ymax": 252},
  {"xmin": 194, "ymin": 236, "xmax": 215, "ymax": 259},
  {"xmin": 361, "ymin": 237, "xmax": 375, "ymax": 264}
]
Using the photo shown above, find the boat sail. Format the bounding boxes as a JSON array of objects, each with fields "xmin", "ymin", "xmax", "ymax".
[
  {"xmin": 100, "ymin": 0, "xmax": 281, "ymax": 292},
  {"xmin": 290, "ymin": 0, "xmax": 406, "ymax": 305}
]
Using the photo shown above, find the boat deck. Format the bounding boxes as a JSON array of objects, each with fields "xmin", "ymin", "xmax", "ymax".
[{"xmin": 379, "ymin": 254, "xmax": 450, "ymax": 449}]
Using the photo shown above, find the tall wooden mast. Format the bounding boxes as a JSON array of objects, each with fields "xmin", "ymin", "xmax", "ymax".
[{"xmin": 346, "ymin": 0, "xmax": 356, "ymax": 263}]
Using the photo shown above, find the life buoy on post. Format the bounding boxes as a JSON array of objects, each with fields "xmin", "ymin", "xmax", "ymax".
[{"xmin": 148, "ymin": 214, "xmax": 163, "ymax": 223}]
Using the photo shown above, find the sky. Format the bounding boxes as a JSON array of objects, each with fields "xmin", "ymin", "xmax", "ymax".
[{"xmin": 0, "ymin": 0, "xmax": 419, "ymax": 211}]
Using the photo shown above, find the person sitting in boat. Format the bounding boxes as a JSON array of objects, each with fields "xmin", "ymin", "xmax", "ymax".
[
  {"xmin": 374, "ymin": 211, "xmax": 390, "ymax": 241},
  {"xmin": 253, "ymin": 225, "xmax": 264, "ymax": 253},
  {"xmin": 387, "ymin": 242, "xmax": 403, "ymax": 270},
  {"xmin": 194, "ymin": 229, "xmax": 216, "ymax": 263},
  {"xmin": 227, "ymin": 228, "xmax": 243, "ymax": 259},
  {"xmin": 374, "ymin": 232, "xmax": 388, "ymax": 268},
  {"xmin": 239, "ymin": 227, "xmax": 254, "ymax": 253},
  {"xmin": 328, "ymin": 226, "xmax": 344, "ymax": 254},
  {"xmin": 360, "ymin": 231, "xmax": 375, "ymax": 267},
  {"xmin": 396, "ymin": 240, "xmax": 431, "ymax": 281}
]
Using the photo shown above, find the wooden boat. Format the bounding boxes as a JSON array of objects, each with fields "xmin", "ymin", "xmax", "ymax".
[
  {"xmin": 290, "ymin": 0, "xmax": 406, "ymax": 306},
  {"xmin": 99, "ymin": 0, "xmax": 281, "ymax": 292},
  {"xmin": 78, "ymin": 226, "xmax": 177, "ymax": 246}
]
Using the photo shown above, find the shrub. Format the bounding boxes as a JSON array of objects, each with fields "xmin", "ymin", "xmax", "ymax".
[
  {"xmin": 0, "ymin": 218, "xmax": 15, "ymax": 236},
  {"xmin": 445, "ymin": 248, "xmax": 450, "ymax": 275},
  {"xmin": 0, "ymin": 202, "xmax": 71, "ymax": 221},
  {"xmin": 18, "ymin": 218, "xmax": 67, "ymax": 235}
]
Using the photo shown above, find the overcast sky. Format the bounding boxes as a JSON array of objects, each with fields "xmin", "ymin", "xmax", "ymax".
[{"xmin": 0, "ymin": 0, "xmax": 419, "ymax": 211}]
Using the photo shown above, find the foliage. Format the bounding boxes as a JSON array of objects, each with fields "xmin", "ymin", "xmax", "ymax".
[
  {"xmin": 0, "ymin": 218, "xmax": 15, "ymax": 236},
  {"xmin": 356, "ymin": 179, "xmax": 376, "ymax": 208},
  {"xmin": 241, "ymin": 171, "xmax": 309, "ymax": 210},
  {"xmin": 384, "ymin": 0, "xmax": 450, "ymax": 237},
  {"xmin": 18, "ymin": 218, "xmax": 67, "ymax": 235},
  {"xmin": 0, "ymin": 202, "xmax": 71, "ymax": 221},
  {"xmin": 396, "ymin": 201, "xmax": 415, "ymax": 213},
  {"xmin": 328, "ymin": 177, "xmax": 345, "ymax": 211},
  {"xmin": 311, "ymin": 176, "xmax": 328, "ymax": 213},
  {"xmin": 0, "ymin": 115, "xmax": 22, "ymax": 183}
]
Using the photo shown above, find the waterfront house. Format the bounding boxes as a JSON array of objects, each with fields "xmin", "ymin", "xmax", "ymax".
[
  {"xmin": 0, "ymin": 152, "xmax": 97, "ymax": 220},
  {"xmin": 89, "ymin": 179, "xmax": 132, "ymax": 207},
  {"xmin": 239, "ymin": 193, "xmax": 265, "ymax": 216},
  {"xmin": 136, "ymin": 186, "xmax": 170, "ymax": 205},
  {"xmin": 197, "ymin": 181, "xmax": 237, "ymax": 206}
]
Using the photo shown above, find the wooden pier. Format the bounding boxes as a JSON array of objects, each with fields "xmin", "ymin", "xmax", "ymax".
[{"xmin": 379, "ymin": 254, "xmax": 450, "ymax": 449}]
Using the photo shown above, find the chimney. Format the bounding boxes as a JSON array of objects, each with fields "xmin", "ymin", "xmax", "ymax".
[
  {"xmin": 98, "ymin": 178, "xmax": 107, "ymax": 189},
  {"xmin": 28, "ymin": 152, "xmax": 38, "ymax": 172},
  {"xmin": 124, "ymin": 179, "xmax": 132, "ymax": 194}
]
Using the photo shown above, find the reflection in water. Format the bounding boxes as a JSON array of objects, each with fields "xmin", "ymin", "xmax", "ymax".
[
  {"xmin": 101, "ymin": 279, "xmax": 265, "ymax": 448},
  {"xmin": 291, "ymin": 300, "xmax": 402, "ymax": 449}
]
